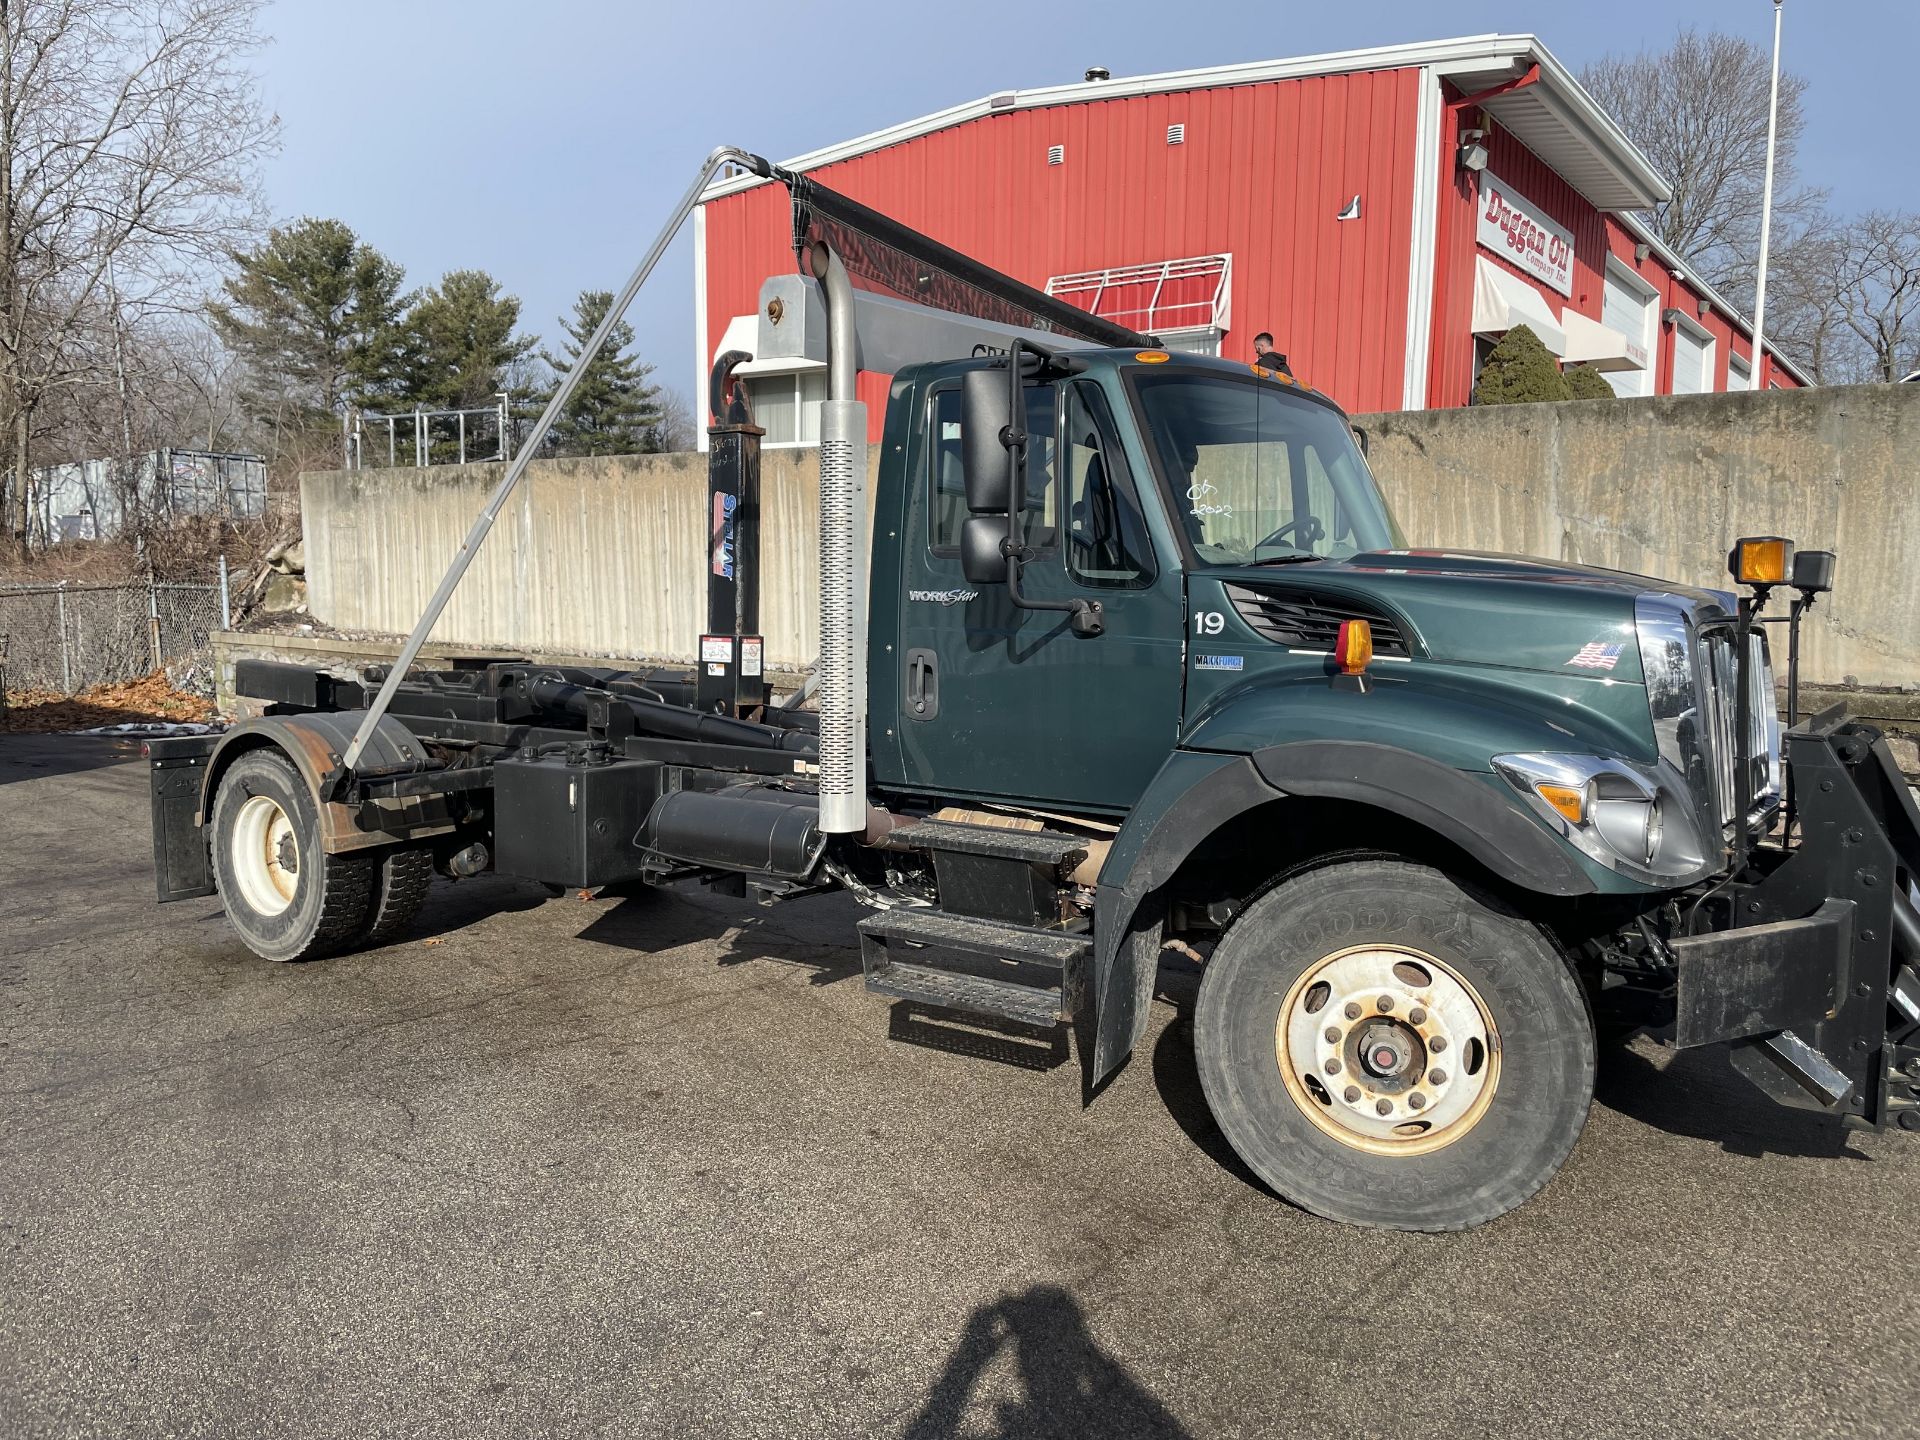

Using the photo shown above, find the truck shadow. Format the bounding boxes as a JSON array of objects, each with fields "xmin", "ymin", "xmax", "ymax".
[
  {"xmin": 901, "ymin": 1283, "xmax": 1193, "ymax": 1440},
  {"xmin": 573, "ymin": 886, "xmax": 867, "ymax": 987},
  {"xmin": 1591, "ymin": 1037, "xmax": 1868, "ymax": 1162}
]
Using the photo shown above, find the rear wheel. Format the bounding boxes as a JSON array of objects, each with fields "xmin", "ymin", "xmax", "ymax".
[
  {"xmin": 357, "ymin": 846, "xmax": 434, "ymax": 946},
  {"xmin": 1194, "ymin": 859, "xmax": 1593, "ymax": 1231},
  {"xmin": 211, "ymin": 749, "xmax": 374, "ymax": 962}
]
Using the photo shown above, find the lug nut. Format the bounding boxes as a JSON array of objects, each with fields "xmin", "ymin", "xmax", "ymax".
[
  {"xmin": 1324, "ymin": 1026, "xmax": 1342, "ymax": 1045},
  {"xmin": 1408, "ymin": 1093, "xmax": 1427, "ymax": 1110},
  {"xmin": 1344, "ymin": 1002, "xmax": 1363, "ymax": 1020},
  {"xmin": 1324, "ymin": 1058, "xmax": 1341, "ymax": 1075},
  {"xmin": 1428, "ymin": 1068, "xmax": 1447, "ymax": 1085},
  {"xmin": 1376, "ymin": 995, "xmax": 1394, "ymax": 1012},
  {"xmin": 1375, "ymin": 1098, "xmax": 1393, "ymax": 1116},
  {"xmin": 1344, "ymin": 1086, "xmax": 1362, "ymax": 1103},
  {"xmin": 1409, "ymin": 1007, "xmax": 1427, "ymax": 1026},
  {"xmin": 1429, "ymin": 1036, "xmax": 1448, "ymax": 1053}
]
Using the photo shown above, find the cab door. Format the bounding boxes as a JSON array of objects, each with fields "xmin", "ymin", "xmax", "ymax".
[{"xmin": 887, "ymin": 375, "xmax": 1184, "ymax": 815}]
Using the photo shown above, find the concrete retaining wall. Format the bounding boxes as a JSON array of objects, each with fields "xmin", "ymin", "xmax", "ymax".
[
  {"xmin": 302, "ymin": 384, "xmax": 1920, "ymax": 688},
  {"xmin": 302, "ymin": 449, "xmax": 879, "ymax": 672},
  {"xmin": 1356, "ymin": 383, "xmax": 1920, "ymax": 691}
]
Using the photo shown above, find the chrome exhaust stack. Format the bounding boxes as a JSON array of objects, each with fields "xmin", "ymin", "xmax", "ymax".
[{"xmin": 809, "ymin": 241, "xmax": 868, "ymax": 834}]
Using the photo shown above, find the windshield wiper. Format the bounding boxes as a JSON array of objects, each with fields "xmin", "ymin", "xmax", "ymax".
[{"xmin": 1248, "ymin": 553, "xmax": 1322, "ymax": 566}]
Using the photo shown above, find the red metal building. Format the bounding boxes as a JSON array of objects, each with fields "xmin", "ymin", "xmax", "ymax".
[{"xmin": 694, "ymin": 34, "xmax": 1804, "ymax": 444}]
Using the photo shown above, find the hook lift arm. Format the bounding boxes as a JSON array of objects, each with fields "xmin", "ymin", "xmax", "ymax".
[{"xmin": 326, "ymin": 146, "xmax": 777, "ymax": 797}]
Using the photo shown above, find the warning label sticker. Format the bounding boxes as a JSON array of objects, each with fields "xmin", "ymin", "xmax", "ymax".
[
  {"xmin": 741, "ymin": 637, "xmax": 763, "ymax": 677},
  {"xmin": 700, "ymin": 635, "xmax": 732, "ymax": 665}
]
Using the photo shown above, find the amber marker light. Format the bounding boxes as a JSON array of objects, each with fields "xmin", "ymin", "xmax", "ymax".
[
  {"xmin": 1334, "ymin": 619, "xmax": 1373, "ymax": 675},
  {"xmin": 1135, "ymin": 350, "xmax": 1170, "ymax": 363},
  {"xmin": 1729, "ymin": 535, "xmax": 1792, "ymax": 587},
  {"xmin": 1535, "ymin": 782, "xmax": 1588, "ymax": 825}
]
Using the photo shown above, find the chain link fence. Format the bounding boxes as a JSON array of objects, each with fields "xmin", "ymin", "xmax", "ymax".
[{"xmin": 0, "ymin": 568, "xmax": 230, "ymax": 696}]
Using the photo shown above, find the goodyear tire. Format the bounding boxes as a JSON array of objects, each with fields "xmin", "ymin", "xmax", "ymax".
[
  {"xmin": 210, "ymin": 748, "xmax": 374, "ymax": 962},
  {"xmin": 1194, "ymin": 859, "xmax": 1593, "ymax": 1231}
]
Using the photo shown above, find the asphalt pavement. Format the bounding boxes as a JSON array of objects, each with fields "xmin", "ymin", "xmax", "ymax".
[{"xmin": 2, "ymin": 733, "xmax": 1917, "ymax": 1439}]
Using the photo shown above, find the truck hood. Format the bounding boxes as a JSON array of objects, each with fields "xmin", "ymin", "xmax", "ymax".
[{"xmin": 1209, "ymin": 549, "xmax": 1736, "ymax": 681}]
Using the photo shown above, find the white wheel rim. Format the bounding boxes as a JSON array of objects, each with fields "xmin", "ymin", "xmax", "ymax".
[
  {"xmin": 1276, "ymin": 944, "xmax": 1500, "ymax": 1156},
  {"xmin": 230, "ymin": 793, "xmax": 300, "ymax": 917}
]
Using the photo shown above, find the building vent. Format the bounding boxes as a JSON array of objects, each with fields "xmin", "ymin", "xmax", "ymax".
[
  {"xmin": 1224, "ymin": 584, "xmax": 1413, "ymax": 656},
  {"xmin": 1047, "ymin": 144, "xmax": 1065, "ymax": 166},
  {"xmin": 1167, "ymin": 123, "xmax": 1185, "ymax": 146}
]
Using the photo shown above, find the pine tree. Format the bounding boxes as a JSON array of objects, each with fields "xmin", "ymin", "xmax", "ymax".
[
  {"xmin": 1470, "ymin": 325, "xmax": 1574, "ymax": 405},
  {"xmin": 208, "ymin": 219, "xmax": 411, "ymax": 425},
  {"xmin": 1562, "ymin": 363, "xmax": 1618, "ymax": 401},
  {"xmin": 537, "ymin": 290, "xmax": 662, "ymax": 456},
  {"xmin": 403, "ymin": 270, "xmax": 534, "ymax": 412}
]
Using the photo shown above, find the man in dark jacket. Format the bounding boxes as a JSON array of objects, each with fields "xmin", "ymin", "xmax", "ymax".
[{"xmin": 1252, "ymin": 332, "xmax": 1293, "ymax": 377}]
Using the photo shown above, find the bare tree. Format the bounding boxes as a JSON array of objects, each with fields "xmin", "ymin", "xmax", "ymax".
[
  {"xmin": 1580, "ymin": 27, "xmax": 1822, "ymax": 307},
  {"xmin": 654, "ymin": 385, "xmax": 699, "ymax": 452},
  {"xmin": 0, "ymin": 0, "xmax": 277, "ymax": 547}
]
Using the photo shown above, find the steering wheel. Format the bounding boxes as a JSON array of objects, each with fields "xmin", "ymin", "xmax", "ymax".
[{"xmin": 1256, "ymin": 514, "xmax": 1326, "ymax": 551}]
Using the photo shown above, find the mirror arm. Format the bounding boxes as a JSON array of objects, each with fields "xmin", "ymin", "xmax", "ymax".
[{"xmin": 995, "ymin": 339, "xmax": 1103, "ymax": 637}]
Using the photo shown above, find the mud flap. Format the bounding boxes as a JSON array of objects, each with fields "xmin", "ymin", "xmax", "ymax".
[{"xmin": 146, "ymin": 735, "xmax": 219, "ymax": 901}]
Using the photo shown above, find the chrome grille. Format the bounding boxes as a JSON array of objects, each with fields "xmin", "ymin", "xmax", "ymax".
[
  {"xmin": 1691, "ymin": 624, "xmax": 1782, "ymax": 832},
  {"xmin": 1636, "ymin": 596, "xmax": 1782, "ymax": 848}
]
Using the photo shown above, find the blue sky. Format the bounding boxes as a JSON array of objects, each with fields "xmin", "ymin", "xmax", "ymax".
[{"xmin": 257, "ymin": 0, "xmax": 1915, "ymax": 402}]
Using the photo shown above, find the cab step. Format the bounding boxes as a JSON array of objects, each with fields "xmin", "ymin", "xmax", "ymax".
[{"xmin": 858, "ymin": 908, "xmax": 1089, "ymax": 1027}]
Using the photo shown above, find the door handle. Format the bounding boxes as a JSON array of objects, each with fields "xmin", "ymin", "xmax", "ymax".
[{"xmin": 904, "ymin": 647, "xmax": 939, "ymax": 721}]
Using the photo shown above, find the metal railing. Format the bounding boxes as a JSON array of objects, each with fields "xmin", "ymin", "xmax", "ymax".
[
  {"xmin": 0, "ymin": 561, "xmax": 231, "ymax": 696},
  {"xmin": 346, "ymin": 398, "xmax": 512, "ymax": 470}
]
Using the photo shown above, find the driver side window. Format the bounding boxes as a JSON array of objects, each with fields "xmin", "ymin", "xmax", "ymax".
[{"xmin": 1062, "ymin": 381, "xmax": 1154, "ymax": 588}]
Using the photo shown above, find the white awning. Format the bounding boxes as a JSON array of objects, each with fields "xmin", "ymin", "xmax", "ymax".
[
  {"xmin": 713, "ymin": 313, "xmax": 825, "ymax": 377},
  {"xmin": 1471, "ymin": 257, "xmax": 1565, "ymax": 355},
  {"xmin": 1561, "ymin": 309, "xmax": 1646, "ymax": 372}
]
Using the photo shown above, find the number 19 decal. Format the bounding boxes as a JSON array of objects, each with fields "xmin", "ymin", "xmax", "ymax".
[{"xmin": 1193, "ymin": 611, "xmax": 1226, "ymax": 636}]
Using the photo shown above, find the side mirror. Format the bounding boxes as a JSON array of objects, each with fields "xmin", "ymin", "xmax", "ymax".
[
  {"xmin": 961, "ymin": 368, "xmax": 1012, "ymax": 513},
  {"xmin": 959, "ymin": 515, "xmax": 1009, "ymax": 584},
  {"xmin": 1350, "ymin": 424, "xmax": 1370, "ymax": 458}
]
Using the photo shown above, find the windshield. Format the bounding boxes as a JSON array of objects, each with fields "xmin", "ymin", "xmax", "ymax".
[{"xmin": 1130, "ymin": 371, "xmax": 1402, "ymax": 565}]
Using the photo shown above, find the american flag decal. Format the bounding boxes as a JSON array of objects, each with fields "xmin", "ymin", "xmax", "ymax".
[{"xmin": 1565, "ymin": 642, "xmax": 1623, "ymax": 671}]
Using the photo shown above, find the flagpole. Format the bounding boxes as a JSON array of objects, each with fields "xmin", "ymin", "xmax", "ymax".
[{"xmin": 1750, "ymin": 0, "xmax": 1785, "ymax": 388}]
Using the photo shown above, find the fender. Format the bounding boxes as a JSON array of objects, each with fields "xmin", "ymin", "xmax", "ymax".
[
  {"xmin": 200, "ymin": 711, "xmax": 441, "ymax": 854},
  {"xmin": 1086, "ymin": 741, "xmax": 1596, "ymax": 1088}
]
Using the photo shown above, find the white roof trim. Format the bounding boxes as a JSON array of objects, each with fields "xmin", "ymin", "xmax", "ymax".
[
  {"xmin": 702, "ymin": 34, "xmax": 1668, "ymax": 208},
  {"xmin": 1472, "ymin": 257, "xmax": 1566, "ymax": 354},
  {"xmin": 1614, "ymin": 211, "xmax": 1811, "ymax": 386}
]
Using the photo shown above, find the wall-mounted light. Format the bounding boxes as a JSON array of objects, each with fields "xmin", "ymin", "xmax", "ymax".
[
  {"xmin": 1661, "ymin": 307, "xmax": 1688, "ymax": 327},
  {"xmin": 1633, "ymin": 242, "xmax": 1650, "ymax": 262},
  {"xmin": 1457, "ymin": 128, "xmax": 1489, "ymax": 173},
  {"xmin": 1697, "ymin": 296, "xmax": 1713, "ymax": 320}
]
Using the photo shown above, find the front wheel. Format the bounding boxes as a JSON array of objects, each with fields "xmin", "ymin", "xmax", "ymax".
[{"xmin": 1194, "ymin": 859, "xmax": 1593, "ymax": 1231}]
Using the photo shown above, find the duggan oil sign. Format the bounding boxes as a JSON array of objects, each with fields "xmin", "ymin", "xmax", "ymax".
[{"xmin": 1476, "ymin": 173, "xmax": 1574, "ymax": 298}]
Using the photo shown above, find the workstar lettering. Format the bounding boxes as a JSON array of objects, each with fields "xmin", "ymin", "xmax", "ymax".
[{"xmin": 909, "ymin": 589, "xmax": 978, "ymax": 605}]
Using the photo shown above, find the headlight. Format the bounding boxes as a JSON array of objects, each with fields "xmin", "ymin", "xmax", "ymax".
[{"xmin": 1493, "ymin": 752, "xmax": 1709, "ymax": 883}]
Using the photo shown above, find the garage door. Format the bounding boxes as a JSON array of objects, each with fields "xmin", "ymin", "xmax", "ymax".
[
  {"xmin": 1671, "ymin": 326, "xmax": 1711, "ymax": 395},
  {"xmin": 1602, "ymin": 266, "xmax": 1654, "ymax": 397}
]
